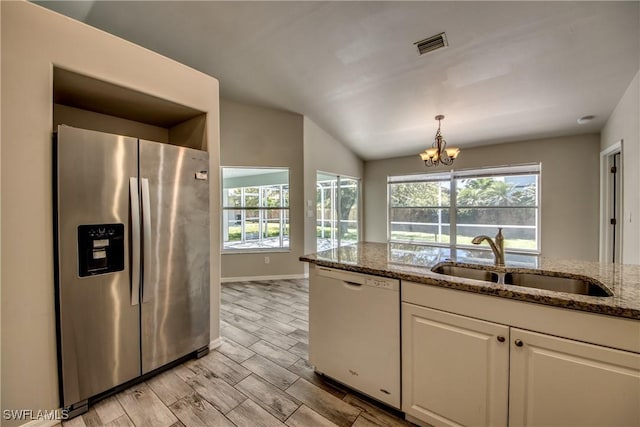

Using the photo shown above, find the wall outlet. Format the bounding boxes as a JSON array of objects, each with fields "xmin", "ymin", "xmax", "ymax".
[{"xmin": 264, "ymin": 256, "xmax": 270, "ymax": 264}]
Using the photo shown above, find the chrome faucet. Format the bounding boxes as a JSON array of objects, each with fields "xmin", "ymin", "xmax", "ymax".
[{"xmin": 472, "ymin": 228, "xmax": 505, "ymax": 266}]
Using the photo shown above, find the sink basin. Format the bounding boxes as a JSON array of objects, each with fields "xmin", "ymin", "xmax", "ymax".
[
  {"xmin": 504, "ymin": 272, "xmax": 612, "ymax": 297},
  {"xmin": 431, "ymin": 264, "xmax": 499, "ymax": 283},
  {"xmin": 431, "ymin": 263, "xmax": 612, "ymax": 297}
]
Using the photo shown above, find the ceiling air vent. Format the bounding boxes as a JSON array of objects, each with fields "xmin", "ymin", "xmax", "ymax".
[{"xmin": 414, "ymin": 32, "xmax": 448, "ymax": 56}]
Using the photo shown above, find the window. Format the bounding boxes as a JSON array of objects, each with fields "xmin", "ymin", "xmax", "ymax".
[
  {"xmin": 388, "ymin": 165, "xmax": 540, "ymax": 260},
  {"xmin": 455, "ymin": 170, "xmax": 538, "ymax": 251},
  {"xmin": 317, "ymin": 173, "xmax": 360, "ymax": 251},
  {"xmin": 222, "ymin": 167, "xmax": 289, "ymax": 251},
  {"xmin": 389, "ymin": 172, "xmax": 451, "ymax": 245}
]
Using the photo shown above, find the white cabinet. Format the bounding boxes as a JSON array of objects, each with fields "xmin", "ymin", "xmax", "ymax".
[
  {"xmin": 402, "ymin": 303, "xmax": 509, "ymax": 427},
  {"xmin": 509, "ymin": 328, "xmax": 640, "ymax": 427},
  {"xmin": 401, "ymin": 282, "xmax": 640, "ymax": 427}
]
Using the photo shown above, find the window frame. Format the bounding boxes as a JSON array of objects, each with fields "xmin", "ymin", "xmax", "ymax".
[
  {"xmin": 316, "ymin": 172, "xmax": 361, "ymax": 251},
  {"xmin": 387, "ymin": 173, "xmax": 452, "ymax": 246},
  {"xmin": 221, "ymin": 166, "xmax": 291, "ymax": 254},
  {"xmin": 387, "ymin": 164, "xmax": 541, "ymax": 256}
]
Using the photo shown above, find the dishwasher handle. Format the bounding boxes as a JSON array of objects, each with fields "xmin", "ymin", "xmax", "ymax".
[
  {"xmin": 316, "ymin": 266, "xmax": 400, "ymax": 291},
  {"xmin": 343, "ymin": 280, "xmax": 363, "ymax": 289},
  {"xmin": 317, "ymin": 267, "xmax": 365, "ymax": 285}
]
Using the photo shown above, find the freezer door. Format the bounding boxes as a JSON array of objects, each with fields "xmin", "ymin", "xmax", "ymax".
[
  {"xmin": 139, "ymin": 140, "xmax": 210, "ymax": 373},
  {"xmin": 55, "ymin": 126, "xmax": 141, "ymax": 407}
]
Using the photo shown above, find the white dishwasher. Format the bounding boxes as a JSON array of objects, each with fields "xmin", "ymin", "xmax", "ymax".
[{"xmin": 309, "ymin": 265, "xmax": 400, "ymax": 409}]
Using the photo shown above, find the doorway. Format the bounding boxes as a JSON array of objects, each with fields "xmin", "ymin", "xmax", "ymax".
[
  {"xmin": 316, "ymin": 172, "xmax": 360, "ymax": 251},
  {"xmin": 599, "ymin": 141, "xmax": 623, "ymax": 263}
]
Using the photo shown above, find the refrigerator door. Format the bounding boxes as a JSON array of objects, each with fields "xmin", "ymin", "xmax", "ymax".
[
  {"xmin": 139, "ymin": 140, "xmax": 210, "ymax": 373},
  {"xmin": 55, "ymin": 126, "xmax": 141, "ymax": 407}
]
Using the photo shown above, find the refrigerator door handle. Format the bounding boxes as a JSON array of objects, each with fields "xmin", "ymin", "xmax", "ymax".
[
  {"xmin": 141, "ymin": 178, "xmax": 153, "ymax": 303},
  {"xmin": 129, "ymin": 177, "xmax": 141, "ymax": 306}
]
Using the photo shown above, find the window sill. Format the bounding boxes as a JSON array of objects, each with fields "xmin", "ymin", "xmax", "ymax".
[{"xmin": 222, "ymin": 248, "xmax": 291, "ymax": 255}]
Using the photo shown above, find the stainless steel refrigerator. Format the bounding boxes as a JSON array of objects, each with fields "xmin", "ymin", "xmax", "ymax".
[{"xmin": 54, "ymin": 125, "xmax": 210, "ymax": 416}]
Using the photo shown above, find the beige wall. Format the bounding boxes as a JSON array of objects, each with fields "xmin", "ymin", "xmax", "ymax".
[
  {"xmin": 364, "ymin": 134, "xmax": 601, "ymax": 261},
  {"xmin": 54, "ymin": 104, "xmax": 170, "ymax": 142},
  {"xmin": 220, "ymin": 99, "xmax": 305, "ymax": 279},
  {"xmin": 0, "ymin": 1, "xmax": 3, "ymax": 414},
  {"xmin": 1, "ymin": 2, "xmax": 220, "ymax": 424},
  {"xmin": 303, "ymin": 117, "xmax": 364, "ymax": 255},
  {"xmin": 601, "ymin": 71, "xmax": 640, "ymax": 264}
]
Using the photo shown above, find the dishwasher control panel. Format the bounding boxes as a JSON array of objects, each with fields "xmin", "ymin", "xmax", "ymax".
[{"xmin": 365, "ymin": 277, "xmax": 397, "ymax": 290}]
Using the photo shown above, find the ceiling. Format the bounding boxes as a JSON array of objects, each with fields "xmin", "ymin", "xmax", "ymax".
[{"xmin": 35, "ymin": 1, "xmax": 640, "ymax": 160}]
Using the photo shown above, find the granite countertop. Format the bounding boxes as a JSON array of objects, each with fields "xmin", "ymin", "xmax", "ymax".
[{"xmin": 300, "ymin": 242, "xmax": 640, "ymax": 320}]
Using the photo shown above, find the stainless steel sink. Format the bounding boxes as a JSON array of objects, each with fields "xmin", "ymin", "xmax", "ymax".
[
  {"xmin": 431, "ymin": 263, "xmax": 612, "ymax": 297},
  {"xmin": 504, "ymin": 272, "xmax": 612, "ymax": 297},
  {"xmin": 431, "ymin": 264, "xmax": 499, "ymax": 283}
]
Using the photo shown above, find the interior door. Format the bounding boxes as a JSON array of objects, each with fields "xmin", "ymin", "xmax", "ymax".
[
  {"xmin": 611, "ymin": 152, "xmax": 621, "ymax": 262},
  {"xmin": 56, "ymin": 126, "xmax": 141, "ymax": 407},
  {"xmin": 139, "ymin": 140, "xmax": 210, "ymax": 373}
]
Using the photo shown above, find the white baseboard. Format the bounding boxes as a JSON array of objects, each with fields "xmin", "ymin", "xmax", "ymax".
[
  {"xmin": 209, "ymin": 337, "xmax": 223, "ymax": 350},
  {"xmin": 221, "ymin": 273, "xmax": 308, "ymax": 283}
]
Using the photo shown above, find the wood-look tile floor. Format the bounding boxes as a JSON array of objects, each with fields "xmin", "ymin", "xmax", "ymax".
[{"xmin": 60, "ymin": 279, "xmax": 414, "ymax": 427}]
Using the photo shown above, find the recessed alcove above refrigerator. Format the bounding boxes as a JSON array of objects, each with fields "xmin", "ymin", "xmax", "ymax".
[{"xmin": 53, "ymin": 67, "xmax": 208, "ymax": 150}]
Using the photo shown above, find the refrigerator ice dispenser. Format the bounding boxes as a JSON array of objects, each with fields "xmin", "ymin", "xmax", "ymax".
[{"xmin": 77, "ymin": 224, "xmax": 124, "ymax": 276}]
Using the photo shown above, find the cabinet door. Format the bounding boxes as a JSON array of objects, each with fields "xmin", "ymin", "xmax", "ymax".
[
  {"xmin": 402, "ymin": 303, "xmax": 509, "ymax": 427},
  {"xmin": 509, "ymin": 328, "xmax": 640, "ymax": 427}
]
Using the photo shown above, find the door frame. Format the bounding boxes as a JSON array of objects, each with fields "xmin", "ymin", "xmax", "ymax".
[
  {"xmin": 316, "ymin": 171, "xmax": 361, "ymax": 251},
  {"xmin": 599, "ymin": 140, "xmax": 623, "ymax": 263}
]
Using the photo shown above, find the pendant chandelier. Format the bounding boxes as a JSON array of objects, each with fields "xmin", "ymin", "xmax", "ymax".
[{"xmin": 419, "ymin": 115, "xmax": 460, "ymax": 167}]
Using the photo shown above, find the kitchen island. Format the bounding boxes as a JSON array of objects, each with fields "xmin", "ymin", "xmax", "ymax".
[
  {"xmin": 301, "ymin": 242, "xmax": 640, "ymax": 427},
  {"xmin": 300, "ymin": 241, "xmax": 640, "ymax": 320}
]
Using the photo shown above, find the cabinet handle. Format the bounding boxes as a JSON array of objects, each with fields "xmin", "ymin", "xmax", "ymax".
[
  {"xmin": 497, "ymin": 336, "xmax": 505, "ymax": 342},
  {"xmin": 514, "ymin": 339, "xmax": 524, "ymax": 347}
]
